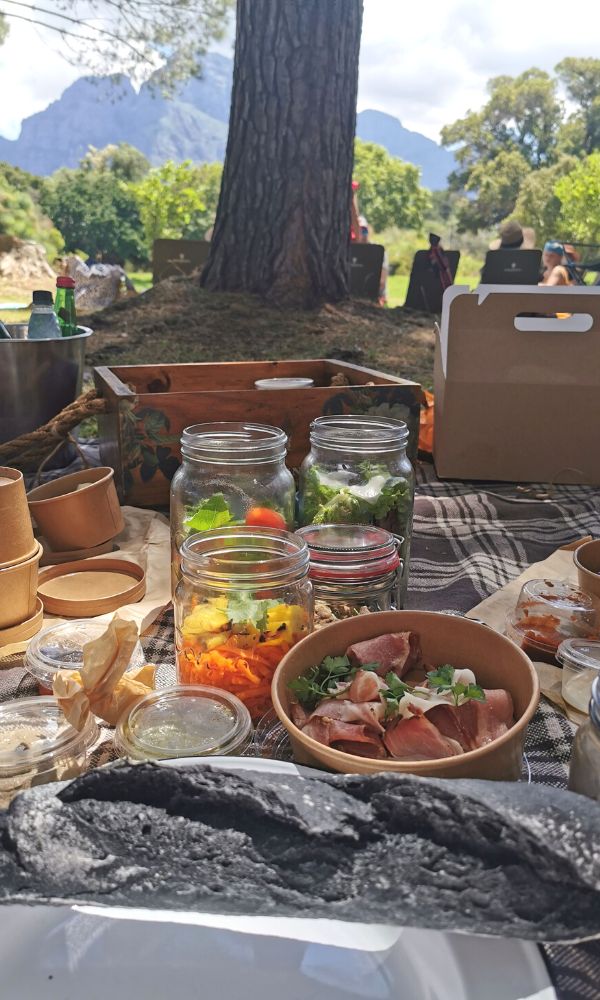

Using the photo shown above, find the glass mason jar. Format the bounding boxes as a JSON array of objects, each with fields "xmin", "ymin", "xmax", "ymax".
[
  {"xmin": 568, "ymin": 676, "xmax": 600, "ymax": 802},
  {"xmin": 297, "ymin": 415, "xmax": 415, "ymax": 606},
  {"xmin": 296, "ymin": 523, "xmax": 402, "ymax": 615},
  {"xmin": 170, "ymin": 422, "xmax": 296, "ymax": 589},
  {"xmin": 175, "ymin": 527, "xmax": 313, "ymax": 721}
]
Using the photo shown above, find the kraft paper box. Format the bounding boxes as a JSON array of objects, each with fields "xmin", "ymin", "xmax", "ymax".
[{"xmin": 434, "ymin": 285, "xmax": 600, "ymax": 484}]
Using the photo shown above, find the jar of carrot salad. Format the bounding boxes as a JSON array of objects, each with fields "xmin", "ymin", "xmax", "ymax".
[{"xmin": 175, "ymin": 527, "xmax": 313, "ymax": 721}]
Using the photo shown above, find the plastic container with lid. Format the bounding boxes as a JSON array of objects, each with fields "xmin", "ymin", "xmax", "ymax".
[
  {"xmin": 115, "ymin": 685, "xmax": 252, "ymax": 761},
  {"xmin": 557, "ymin": 638, "xmax": 600, "ymax": 713},
  {"xmin": 169, "ymin": 422, "xmax": 296, "ymax": 590},
  {"xmin": 24, "ymin": 619, "xmax": 146, "ymax": 692},
  {"xmin": 568, "ymin": 676, "xmax": 600, "ymax": 801},
  {"xmin": 0, "ymin": 696, "xmax": 98, "ymax": 807},
  {"xmin": 505, "ymin": 579, "xmax": 598, "ymax": 665},
  {"xmin": 297, "ymin": 414, "xmax": 415, "ymax": 607},
  {"xmin": 175, "ymin": 527, "xmax": 312, "ymax": 720},
  {"xmin": 296, "ymin": 523, "xmax": 402, "ymax": 614}
]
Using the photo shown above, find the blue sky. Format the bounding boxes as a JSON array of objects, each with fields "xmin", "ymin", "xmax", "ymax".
[{"xmin": 0, "ymin": 0, "xmax": 599, "ymax": 142}]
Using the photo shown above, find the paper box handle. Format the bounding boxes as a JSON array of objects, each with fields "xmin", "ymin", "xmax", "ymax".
[{"xmin": 514, "ymin": 313, "xmax": 594, "ymax": 333}]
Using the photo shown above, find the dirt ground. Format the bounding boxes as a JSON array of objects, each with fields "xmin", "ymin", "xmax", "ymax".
[{"xmin": 84, "ymin": 276, "xmax": 436, "ymax": 388}]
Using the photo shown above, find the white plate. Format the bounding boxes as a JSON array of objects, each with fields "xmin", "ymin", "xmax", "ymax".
[{"xmin": 0, "ymin": 757, "xmax": 556, "ymax": 1000}]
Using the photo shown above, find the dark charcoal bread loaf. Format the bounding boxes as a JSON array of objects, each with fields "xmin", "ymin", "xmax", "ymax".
[{"xmin": 1, "ymin": 762, "xmax": 599, "ymax": 943}]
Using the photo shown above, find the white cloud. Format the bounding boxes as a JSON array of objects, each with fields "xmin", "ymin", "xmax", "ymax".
[
  {"xmin": 358, "ymin": 0, "xmax": 600, "ymax": 141},
  {"xmin": 1, "ymin": 0, "xmax": 600, "ymax": 144}
]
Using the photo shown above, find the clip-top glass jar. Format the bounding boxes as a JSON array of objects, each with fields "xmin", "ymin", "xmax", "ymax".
[
  {"xmin": 297, "ymin": 415, "xmax": 415, "ymax": 606},
  {"xmin": 568, "ymin": 676, "xmax": 600, "ymax": 801},
  {"xmin": 170, "ymin": 422, "xmax": 296, "ymax": 589},
  {"xmin": 296, "ymin": 523, "xmax": 402, "ymax": 615},
  {"xmin": 175, "ymin": 527, "xmax": 313, "ymax": 721}
]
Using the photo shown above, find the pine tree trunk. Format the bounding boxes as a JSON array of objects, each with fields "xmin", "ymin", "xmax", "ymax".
[{"xmin": 201, "ymin": 0, "xmax": 363, "ymax": 308}]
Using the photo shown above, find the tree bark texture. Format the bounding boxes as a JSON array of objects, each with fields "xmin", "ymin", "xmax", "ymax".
[{"xmin": 201, "ymin": 0, "xmax": 364, "ymax": 308}]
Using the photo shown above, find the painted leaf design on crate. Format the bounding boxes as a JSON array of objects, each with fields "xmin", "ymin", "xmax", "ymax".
[{"xmin": 121, "ymin": 403, "xmax": 180, "ymax": 489}]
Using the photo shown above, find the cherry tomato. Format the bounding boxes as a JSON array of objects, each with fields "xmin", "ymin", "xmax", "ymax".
[{"xmin": 245, "ymin": 507, "xmax": 287, "ymax": 530}]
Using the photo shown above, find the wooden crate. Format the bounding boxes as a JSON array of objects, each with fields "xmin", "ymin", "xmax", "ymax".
[{"xmin": 94, "ymin": 359, "xmax": 423, "ymax": 507}]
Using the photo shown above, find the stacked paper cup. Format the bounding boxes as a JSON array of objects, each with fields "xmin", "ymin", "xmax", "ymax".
[{"xmin": 0, "ymin": 467, "xmax": 43, "ymax": 641}]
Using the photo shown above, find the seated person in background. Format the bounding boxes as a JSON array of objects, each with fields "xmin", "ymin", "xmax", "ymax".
[
  {"xmin": 539, "ymin": 241, "xmax": 574, "ymax": 286},
  {"xmin": 358, "ymin": 215, "xmax": 388, "ymax": 305},
  {"xmin": 489, "ymin": 219, "xmax": 535, "ymax": 251}
]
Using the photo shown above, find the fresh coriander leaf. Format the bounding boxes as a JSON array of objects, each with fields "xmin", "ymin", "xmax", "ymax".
[
  {"xmin": 321, "ymin": 655, "xmax": 351, "ymax": 674},
  {"xmin": 457, "ymin": 682, "xmax": 486, "ymax": 705},
  {"xmin": 426, "ymin": 664, "xmax": 455, "ymax": 691},
  {"xmin": 384, "ymin": 671, "xmax": 411, "ymax": 698},
  {"xmin": 359, "ymin": 662, "xmax": 381, "ymax": 672}
]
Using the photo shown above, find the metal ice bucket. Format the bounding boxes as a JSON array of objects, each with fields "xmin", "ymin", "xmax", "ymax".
[{"xmin": 0, "ymin": 325, "xmax": 93, "ymax": 446}]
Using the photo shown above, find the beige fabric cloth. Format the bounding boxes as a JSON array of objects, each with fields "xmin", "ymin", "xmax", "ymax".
[{"xmin": 467, "ymin": 539, "xmax": 592, "ymax": 726}]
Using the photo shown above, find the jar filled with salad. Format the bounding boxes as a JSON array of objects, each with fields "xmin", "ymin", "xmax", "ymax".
[
  {"xmin": 170, "ymin": 422, "xmax": 296, "ymax": 589},
  {"xmin": 175, "ymin": 527, "xmax": 313, "ymax": 721},
  {"xmin": 297, "ymin": 415, "xmax": 415, "ymax": 606}
]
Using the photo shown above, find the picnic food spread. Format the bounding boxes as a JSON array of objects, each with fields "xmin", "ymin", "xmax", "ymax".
[
  {"xmin": 287, "ymin": 629, "xmax": 514, "ymax": 761},
  {"xmin": 1, "ymin": 402, "xmax": 600, "ymax": 996}
]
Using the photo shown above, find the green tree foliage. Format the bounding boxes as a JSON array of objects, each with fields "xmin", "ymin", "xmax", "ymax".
[
  {"xmin": 556, "ymin": 152, "xmax": 600, "ymax": 243},
  {"xmin": 353, "ymin": 139, "xmax": 430, "ymax": 232},
  {"xmin": 454, "ymin": 149, "xmax": 530, "ymax": 231},
  {"xmin": 442, "ymin": 58, "xmax": 600, "ymax": 234},
  {"xmin": 556, "ymin": 58, "xmax": 600, "ymax": 155},
  {"xmin": 0, "ymin": 164, "xmax": 63, "ymax": 258},
  {"xmin": 0, "ymin": 2, "xmax": 233, "ymax": 94},
  {"xmin": 132, "ymin": 160, "xmax": 222, "ymax": 252},
  {"xmin": 81, "ymin": 144, "xmax": 150, "ymax": 182},
  {"xmin": 41, "ymin": 158, "xmax": 146, "ymax": 262},
  {"xmin": 513, "ymin": 156, "xmax": 577, "ymax": 242}
]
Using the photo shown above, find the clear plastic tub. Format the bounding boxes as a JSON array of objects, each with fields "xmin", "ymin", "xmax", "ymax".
[
  {"xmin": 557, "ymin": 638, "xmax": 600, "ymax": 713},
  {"xmin": 0, "ymin": 696, "xmax": 98, "ymax": 807},
  {"xmin": 506, "ymin": 579, "xmax": 598, "ymax": 664},
  {"xmin": 24, "ymin": 619, "xmax": 146, "ymax": 691},
  {"xmin": 115, "ymin": 685, "xmax": 253, "ymax": 761}
]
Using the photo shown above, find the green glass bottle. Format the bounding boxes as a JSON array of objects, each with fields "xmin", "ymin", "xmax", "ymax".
[{"xmin": 55, "ymin": 276, "xmax": 77, "ymax": 337}]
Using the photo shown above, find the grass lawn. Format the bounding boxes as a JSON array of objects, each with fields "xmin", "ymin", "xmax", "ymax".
[{"xmin": 129, "ymin": 271, "xmax": 153, "ymax": 294}]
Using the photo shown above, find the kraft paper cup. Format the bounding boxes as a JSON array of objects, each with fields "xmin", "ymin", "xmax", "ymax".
[
  {"xmin": 0, "ymin": 467, "xmax": 37, "ymax": 567},
  {"xmin": 27, "ymin": 468, "xmax": 124, "ymax": 553},
  {"xmin": 574, "ymin": 540, "xmax": 600, "ymax": 601},
  {"xmin": 0, "ymin": 541, "xmax": 42, "ymax": 630}
]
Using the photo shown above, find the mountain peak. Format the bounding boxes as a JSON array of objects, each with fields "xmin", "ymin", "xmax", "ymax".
[
  {"xmin": 356, "ymin": 109, "xmax": 453, "ymax": 190},
  {"xmin": 0, "ymin": 59, "xmax": 453, "ymax": 188}
]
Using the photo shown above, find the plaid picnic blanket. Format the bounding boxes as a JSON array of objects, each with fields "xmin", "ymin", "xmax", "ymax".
[{"xmin": 1, "ymin": 461, "xmax": 599, "ymax": 998}]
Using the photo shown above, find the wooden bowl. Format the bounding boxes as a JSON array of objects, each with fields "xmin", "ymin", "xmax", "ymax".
[
  {"xmin": 0, "ymin": 467, "xmax": 37, "ymax": 566},
  {"xmin": 574, "ymin": 540, "xmax": 600, "ymax": 600},
  {"xmin": 27, "ymin": 468, "xmax": 124, "ymax": 552},
  {"xmin": 272, "ymin": 610, "xmax": 539, "ymax": 780}
]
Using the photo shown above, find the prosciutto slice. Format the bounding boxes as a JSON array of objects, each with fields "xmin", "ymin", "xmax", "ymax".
[
  {"xmin": 308, "ymin": 697, "xmax": 385, "ymax": 733},
  {"xmin": 302, "ymin": 717, "xmax": 384, "ymax": 756},
  {"xmin": 346, "ymin": 632, "xmax": 422, "ymax": 678},
  {"xmin": 348, "ymin": 669, "xmax": 388, "ymax": 704},
  {"xmin": 427, "ymin": 690, "xmax": 514, "ymax": 752},
  {"xmin": 384, "ymin": 714, "xmax": 463, "ymax": 760}
]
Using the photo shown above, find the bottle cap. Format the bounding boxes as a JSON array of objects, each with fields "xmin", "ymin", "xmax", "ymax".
[
  {"xmin": 32, "ymin": 290, "xmax": 53, "ymax": 305},
  {"xmin": 56, "ymin": 276, "xmax": 76, "ymax": 289}
]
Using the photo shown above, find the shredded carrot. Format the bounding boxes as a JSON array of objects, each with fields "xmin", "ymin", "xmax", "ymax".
[{"xmin": 177, "ymin": 636, "xmax": 296, "ymax": 720}]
